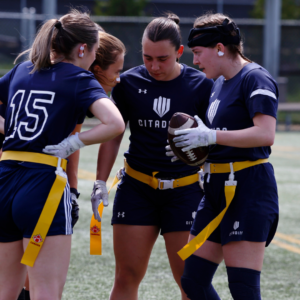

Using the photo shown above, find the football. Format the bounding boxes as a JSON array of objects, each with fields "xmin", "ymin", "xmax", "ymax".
[{"xmin": 168, "ymin": 112, "xmax": 209, "ymax": 166}]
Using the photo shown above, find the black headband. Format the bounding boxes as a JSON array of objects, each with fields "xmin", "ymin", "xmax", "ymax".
[
  {"xmin": 187, "ymin": 18, "xmax": 241, "ymax": 48},
  {"xmin": 54, "ymin": 20, "xmax": 62, "ymax": 29}
]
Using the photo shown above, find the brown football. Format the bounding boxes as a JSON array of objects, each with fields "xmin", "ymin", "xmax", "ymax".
[{"xmin": 168, "ymin": 112, "xmax": 209, "ymax": 166}]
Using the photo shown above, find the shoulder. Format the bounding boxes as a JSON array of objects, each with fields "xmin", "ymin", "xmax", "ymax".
[
  {"xmin": 182, "ymin": 64, "xmax": 214, "ymax": 87},
  {"xmin": 120, "ymin": 65, "xmax": 147, "ymax": 81}
]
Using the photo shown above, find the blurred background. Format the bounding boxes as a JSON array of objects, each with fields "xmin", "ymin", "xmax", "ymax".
[{"xmin": 0, "ymin": 0, "xmax": 299, "ymax": 129}]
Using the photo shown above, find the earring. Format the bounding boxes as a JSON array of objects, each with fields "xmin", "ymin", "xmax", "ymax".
[
  {"xmin": 79, "ymin": 53, "xmax": 84, "ymax": 57},
  {"xmin": 218, "ymin": 51, "xmax": 224, "ymax": 57},
  {"xmin": 80, "ymin": 46, "xmax": 84, "ymax": 50},
  {"xmin": 79, "ymin": 45, "xmax": 84, "ymax": 58}
]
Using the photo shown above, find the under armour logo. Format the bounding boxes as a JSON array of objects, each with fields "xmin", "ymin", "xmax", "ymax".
[
  {"xmin": 153, "ymin": 96, "xmax": 170, "ymax": 118},
  {"xmin": 233, "ymin": 221, "xmax": 239, "ymax": 230},
  {"xmin": 118, "ymin": 212, "xmax": 125, "ymax": 218},
  {"xmin": 139, "ymin": 89, "xmax": 147, "ymax": 94},
  {"xmin": 192, "ymin": 211, "xmax": 197, "ymax": 219},
  {"xmin": 207, "ymin": 99, "xmax": 221, "ymax": 124}
]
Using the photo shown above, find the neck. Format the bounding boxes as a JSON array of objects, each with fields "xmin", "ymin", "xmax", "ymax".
[
  {"xmin": 164, "ymin": 62, "xmax": 181, "ymax": 81},
  {"xmin": 222, "ymin": 55, "xmax": 249, "ymax": 80}
]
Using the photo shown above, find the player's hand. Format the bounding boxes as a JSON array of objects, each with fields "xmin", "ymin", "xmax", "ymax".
[
  {"xmin": 165, "ymin": 144, "xmax": 179, "ymax": 162},
  {"xmin": 70, "ymin": 188, "xmax": 80, "ymax": 227},
  {"xmin": 43, "ymin": 132, "xmax": 85, "ymax": 158},
  {"xmin": 91, "ymin": 180, "xmax": 109, "ymax": 222},
  {"xmin": 173, "ymin": 115, "xmax": 216, "ymax": 151}
]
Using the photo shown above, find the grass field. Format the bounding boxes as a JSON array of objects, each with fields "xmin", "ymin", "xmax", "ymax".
[{"xmin": 62, "ymin": 129, "xmax": 300, "ymax": 300}]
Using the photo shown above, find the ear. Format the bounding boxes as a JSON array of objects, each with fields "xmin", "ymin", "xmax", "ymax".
[
  {"xmin": 216, "ymin": 43, "xmax": 225, "ymax": 55},
  {"xmin": 177, "ymin": 45, "xmax": 184, "ymax": 59}
]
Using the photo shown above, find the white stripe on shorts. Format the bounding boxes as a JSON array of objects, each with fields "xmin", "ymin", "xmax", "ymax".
[
  {"xmin": 250, "ymin": 89, "xmax": 277, "ymax": 100},
  {"xmin": 64, "ymin": 182, "xmax": 72, "ymax": 235}
]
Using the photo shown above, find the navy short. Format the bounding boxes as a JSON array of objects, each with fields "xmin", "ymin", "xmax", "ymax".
[
  {"xmin": 0, "ymin": 161, "xmax": 72, "ymax": 243},
  {"xmin": 112, "ymin": 169, "xmax": 203, "ymax": 235},
  {"xmin": 191, "ymin": 163, "xmax": 278, "ymax": 246}
]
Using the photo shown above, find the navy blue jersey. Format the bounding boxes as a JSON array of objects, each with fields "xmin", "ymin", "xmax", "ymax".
[
  {"xmin": 111, "ymin": 64, "xmax": 213, "ymax": 174},
  {"xmin": 206, "ymin": 63, "xmax": 278, "ymax": 163},
  {"xmin": 0, "ymin": 61, "xmax": 107, "ymax": 153},
  {"xmin": 0, "ymin": 103, "xmax": 6, "ymax": 148}
]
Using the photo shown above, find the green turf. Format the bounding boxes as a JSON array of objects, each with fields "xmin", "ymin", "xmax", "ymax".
[{"xmin": 62, "ymin": 129, "xmax": 300, "ymax": 300}]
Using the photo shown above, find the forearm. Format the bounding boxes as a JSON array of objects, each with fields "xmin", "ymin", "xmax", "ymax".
[
  {"xmin": 216, "ymin": 126, "xmax": 274, "ymax": 148},
  {"xmin": 0, "ymin": 116, "xmax": 4, "ymax": 134},
  {"xmin": 67, "ymin": 150, "xmax": 80, "ymax": 189},
  {"xmin": 96, "ymin": 133, "xmax": 124, "ymax": 181},
  {"xmin": 216, "ymin": 114, "xmax": 276, "ymax": 148}
]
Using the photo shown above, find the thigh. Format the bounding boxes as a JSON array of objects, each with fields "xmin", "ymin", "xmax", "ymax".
[
  {"xmin": 160, "ymin": 182, "xmax": 203, "ymax": 235},
  {"xmin": 189, "ymin": 235, "xmax": 223, "ymax": 264},
  {"xmin": 25, "ymin": 235, "xmax": 71, "ymax": 297},
  {"xmin": 113, "ymin": 225, "xmax": 159, "ymax": 275},
  {"xmin": 223, "ymin": 241, "xmax": 266, "ymax": 271},
  {"xmin": 0, "ymin": 241, "xmax": 27, "ymax": 300},
  {"xmin": 164, "ymin": 231, "xmax": 190, "ymax": 278}
]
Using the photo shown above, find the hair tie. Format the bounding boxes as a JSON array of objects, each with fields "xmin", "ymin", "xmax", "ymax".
[{"xmin": 55, "ymin": 21, "xmax": 62, "ymax": 29}]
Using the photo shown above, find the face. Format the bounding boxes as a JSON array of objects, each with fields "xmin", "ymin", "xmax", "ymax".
[
  {"xmin": 191, "ymin": 46, "xmax": 222, "ymax": 79},
  {"xmin": 94, "ymin": 53, "xmax": 124, "ymax": 93},
  {"xmin": 142, "ymin": 37, "xmax": 182, "ymax": 81}
]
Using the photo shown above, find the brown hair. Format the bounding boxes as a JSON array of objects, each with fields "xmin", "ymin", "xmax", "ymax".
[
  {"xmin": 15, "ymin": 9, "xmax": 99, "ymax": 73},
  {"xmin": 194, "ymin": 13, "xmax": 251, "ymax": 62},
  {"xmin": 143, "ymin": 13, "xmax": 181, "ymax": 51}
]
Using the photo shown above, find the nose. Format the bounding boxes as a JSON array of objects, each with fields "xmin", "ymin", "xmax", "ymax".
[
  {"xmin": 151, "ymin": 60, "xmax": 159, "ymax": 71},
  {"xmin": 193, "ymin": 55, "xmax": 198, "ymax": 66}
]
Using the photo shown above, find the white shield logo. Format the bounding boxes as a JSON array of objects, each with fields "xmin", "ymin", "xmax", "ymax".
[
  {"xmin": 153, "ymin": 96, "xmax": 170, "ymax": 118},
  {"xmin": 233, "ymin": 221, "xmax": 239, "ymax": 230},
  {"xmin": 207, "ymin": 99, "xmax": 220, "ymax": 124}
]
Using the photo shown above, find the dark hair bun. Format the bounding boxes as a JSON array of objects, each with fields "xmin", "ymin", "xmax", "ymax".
[{"xmin": 167, "ymin": 13, "xmax": 180, "ymax": 25}]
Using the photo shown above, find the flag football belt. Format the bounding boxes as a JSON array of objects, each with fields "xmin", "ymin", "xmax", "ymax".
[
  {"xmin": 0, "ymin": 151, "xmax": 67, "ymax": 267},
  {"xmin": 124, "ymin": 160, "xmax": 199, "ymax": 190},
  {"xmin": 90, "ymin": 172, "xmax": 121, "ymax": 255},
  {"xmin": 178, "ymin": 158, "xmax": 268, "ymax": 261}
]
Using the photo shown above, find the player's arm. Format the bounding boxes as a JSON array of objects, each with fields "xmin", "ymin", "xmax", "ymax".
[
  {"xmin": 67, "ymin": 123, "xmax": 82, "ymax": 189},
  {"xmin": 215, "ymin": 113, "xmax": 276, "ymax": 147},
  {"xmin": 0, "ymin": 115, "xmax": 4, "ymax": 135}
]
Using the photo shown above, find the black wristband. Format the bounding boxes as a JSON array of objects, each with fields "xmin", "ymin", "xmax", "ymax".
[{"xmin": 70, "ymin": 188, "xmax": 80, "ymax": 198}]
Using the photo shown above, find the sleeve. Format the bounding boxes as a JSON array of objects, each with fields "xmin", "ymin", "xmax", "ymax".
[
  {"xmin": 196, "ymin": 78, "xmax": 214, "ymax": 124},
  {"xmin": 111, "ymin": 81, "xmax": 130, "ymax": 123},
  {"xmin": 243, "ymin": 69, "xmax": 278, "ymax": 119},
  {"xmin": 75, "ymin": 74, "xmax": 108, "ymax": 118},
  {"xmin": 0, "ymin": 68, "xmax": 15, "ymax": 105}
]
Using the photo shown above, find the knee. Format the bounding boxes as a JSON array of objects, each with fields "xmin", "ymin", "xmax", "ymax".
[
  {"xmin": 181, "ymin": 255, "xmax": 220, "ymax": 300},
  {"xmin": 115, "ymin": 265, "xmax": 144, "ymax": 288},
  {"xmin": 227, "ymin": 267, "xmax": 261, "ymax": 300}
]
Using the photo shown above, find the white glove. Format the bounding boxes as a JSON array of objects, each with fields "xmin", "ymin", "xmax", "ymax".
[
  {"xmin": 165, "ymin": 144, "xmax": 179, "ymax": 162},
  {"xmin": 91, "ymin": 180, "xmax": 108, "ymax": 222},
  {"xmin": 43, "ymin": 132, "xmax": 85, "ymax": 158},
  {"xmin": 173, "ymin": 115, "xmax": 216, "ymax": 152}
]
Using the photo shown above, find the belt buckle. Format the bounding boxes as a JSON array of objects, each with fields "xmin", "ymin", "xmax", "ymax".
[{"xmin": 158, "ymin": 179, "xmax": 174, "ymax": 190}]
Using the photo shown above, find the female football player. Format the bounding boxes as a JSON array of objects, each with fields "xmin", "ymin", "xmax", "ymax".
[
  {"xmin": 0, "ymin": 10, "xmax": 124, "ymax": 300},
  {"xmin": 91, "ymin": 14, "xmax": 213, "ymax": 300},
  {"xmin": 171, "ymin": 13, "xmax": 279, "ymax": 300}
]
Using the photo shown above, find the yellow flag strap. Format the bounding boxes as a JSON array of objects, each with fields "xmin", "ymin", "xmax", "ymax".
[
  {"xmin": 178, "ymin": 159, "xmax": 268, "ymax": 261},
  {"xmin": 124, "ymin": 160, "xmax": 199, "ymax": 190},
  {"xmin": 0, "ymin": 151, "xmax": 68, "ymax": 267},
  {"xmin": 90, "ymin": 174, "xmax": 121, "ymax": 255}
]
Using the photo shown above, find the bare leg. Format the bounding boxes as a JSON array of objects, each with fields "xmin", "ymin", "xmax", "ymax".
[
  {"xmin": 110, "ymin": 225, "xmax": 160, "ymax": 300},
  {"xmin": 164, "ymin": 231, "xmax": 190, "ymax": 300},
  {"xmin": 223, "ymin": 241, "xmax": 266, "ymax": 271},
  {"xmin": 25, "ymin": 235, "xmax": 71, "ymax": 300},
  {"xmin": 0, "ymin": 240, "xmax": 27, "ymax": 300}
]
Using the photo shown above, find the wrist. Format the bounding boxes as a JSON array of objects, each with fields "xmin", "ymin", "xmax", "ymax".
[{"xmin": 70, "ymin": 187, "xmax": 80, "ymax": 198}]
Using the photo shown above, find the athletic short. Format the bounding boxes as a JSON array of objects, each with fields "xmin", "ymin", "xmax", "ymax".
[
  {"xmin": 111, "ymin": 169, "xmax": 203, "ymax": 235},
  {"xmin": 0, "ymin": 161, "xmax": 72, "ymax": 243},
  {"xmin": 191, "ymin": 163, "xmax": 278, "ymax": 246}
]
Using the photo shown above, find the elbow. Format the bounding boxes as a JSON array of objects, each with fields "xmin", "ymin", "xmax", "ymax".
[
  {"xmin": 263, "ymin": 132, "xmax": 275, "ymax": 147},
  {"xmin": 115, "ymin": 119, "xmax": 125, "ymax": 136}
]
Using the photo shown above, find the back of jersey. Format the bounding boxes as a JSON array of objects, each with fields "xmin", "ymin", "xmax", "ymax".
[{"xmin": 0, "ymin": 61, "xmax": 106, "ymax": 154}]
